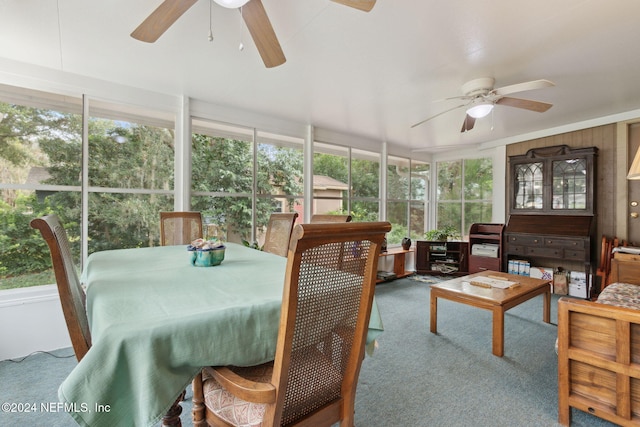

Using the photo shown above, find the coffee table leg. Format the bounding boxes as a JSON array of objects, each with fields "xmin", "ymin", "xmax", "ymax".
[
  {"xmin": 430, "ymin": 292, "xmax": 438, "ymax": 334},
  {"xmin": 543, "ymin": 289, "xmax": 551, "ymax": 323},
  {"xmin": 492, "ymin": 308, "xmax": 504, "ymax": 357}
]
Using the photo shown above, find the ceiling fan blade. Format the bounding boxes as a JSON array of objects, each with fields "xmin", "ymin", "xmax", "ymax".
[
  {"xmin": 493, "ymin": 79, "xmax": 555, "ymax": 96},
  {"xmin": 330, "ymin": 0, "xmax": 376, "ymax": 12},
  {"xmin": 460, "ymin": 115, "xmax": 476, "ymax": 132},
  {"xmin": 411, "ymin": 103, "xmax": 468, "ymax": 129},
  {"xmin": 131, "ymin": 0, "xmax": 198, "ymax": 43},
  {"xmin": 242, "ymin": 0, "xmax": 286, "ymax": 68},
  {"xmin": 496, "ymin": 97, "xmax": 553, "ymax": 113}
]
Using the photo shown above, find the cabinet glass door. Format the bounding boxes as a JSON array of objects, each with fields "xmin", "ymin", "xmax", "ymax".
[
  {"xmin": 514, "ymin": 162, "xmax": 543, "ymax": 209},
  {"xmin": 552, "ymin": 158, "xmax": 587, "ymax": 209}
]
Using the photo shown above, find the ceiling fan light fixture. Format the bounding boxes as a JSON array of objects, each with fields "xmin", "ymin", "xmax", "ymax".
[
  {"xmin": 466, "ymin": 103, "xmax": 494, "ymax": 119},
  {"xmin": 213, "ymin": 0, "xmax": 250, "ymax": 8}
]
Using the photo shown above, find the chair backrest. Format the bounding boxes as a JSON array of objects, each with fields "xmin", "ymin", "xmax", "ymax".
[
  {"xmin": 30, "ymin": 214, "xmax": 91, "ymax": 361},
  {"xmin": 309, "ymin": 214, "xmax": 352, "ymax": 223},
  {"xmin": 263, "ymin": 212, "xmax": 299, "ymax": 257},
  {"xmin": 267, "ymin": 221, "xmax": 391, "ymax": 426},
  {"xmin": 159, "ymin": 211, "xmax": 203, "ymax": 246}
]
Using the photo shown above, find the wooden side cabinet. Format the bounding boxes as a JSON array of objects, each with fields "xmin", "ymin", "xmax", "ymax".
[
  {"xmin": 376, "ymin": 247, "xmax": 414, "ymax": 283},
  {"xmin": 468, "ymin": 223, "xmax": 504, "ymax": 273},
  {"xmin": 416, "ymin": 241, "xmax": 468, "ymax": 275}
]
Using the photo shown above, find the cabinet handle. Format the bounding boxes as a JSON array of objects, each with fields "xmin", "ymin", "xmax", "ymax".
[{"xmin": 534, "ymin": 239, "xmax": 539, "ymax": 243}]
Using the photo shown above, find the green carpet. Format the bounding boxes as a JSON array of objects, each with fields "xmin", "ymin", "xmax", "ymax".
[
  {"xmin": 356, "ymin": 275, "xmax": 616, "ymax": 426},
  {"xmin": 0, "ymin": 275, "xmax": 618, "ymax": 426},
  {"xmin": 408, "ymin": 273, "xmax": 455, "ymax": 284}
]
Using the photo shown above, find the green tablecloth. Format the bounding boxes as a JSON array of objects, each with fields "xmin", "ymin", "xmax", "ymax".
[{"xmin": 59, "ymin": 243, "xmax": 383, "ymax": 427}]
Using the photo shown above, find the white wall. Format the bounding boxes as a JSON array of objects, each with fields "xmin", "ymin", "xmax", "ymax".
[{"xmin": 0, "ymin": 285, "xmax": 71, "ymax": 360}]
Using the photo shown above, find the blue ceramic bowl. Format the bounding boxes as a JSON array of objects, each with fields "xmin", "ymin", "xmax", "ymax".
[{"xmin": 188, "ymin": 246, "xmax": 225, "ymax": 267}]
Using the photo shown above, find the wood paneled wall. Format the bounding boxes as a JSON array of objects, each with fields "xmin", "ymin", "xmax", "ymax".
[{"xmin": 505, "ymin": 124, "xmax": 617, "ymax": 270}]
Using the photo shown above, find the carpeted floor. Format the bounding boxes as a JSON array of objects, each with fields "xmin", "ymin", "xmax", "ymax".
[{"xmin": 0, "ymin": 275, "xmax": 618, "ymax": 426}]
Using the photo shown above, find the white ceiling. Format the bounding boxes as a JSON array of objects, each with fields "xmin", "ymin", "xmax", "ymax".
[{"xmin": 1, "ymin": 0, "xmax": 640, "ymax": 153}]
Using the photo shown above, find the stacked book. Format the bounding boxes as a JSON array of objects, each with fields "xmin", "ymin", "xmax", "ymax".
[{"xmin": 507, "ymin": 259, "xmax": 530, "ymax": 276}]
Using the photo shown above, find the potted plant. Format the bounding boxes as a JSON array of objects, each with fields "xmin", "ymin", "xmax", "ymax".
[{"xmin": 424, "ymin": 225, "xmax": 460, "ymax": 242}]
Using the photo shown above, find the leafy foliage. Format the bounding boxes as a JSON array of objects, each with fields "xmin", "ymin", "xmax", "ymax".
[{"xmin": 424, "ymin": 225, "xmax": 460, "ymax": 241}]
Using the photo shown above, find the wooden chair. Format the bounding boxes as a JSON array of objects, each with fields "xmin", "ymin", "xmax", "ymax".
[
  {"xmin": 595, "ymin": 235, "xmax": 625, "ymax": 292},
  {"xmin": 309, "ymin": 214, "xmax": 352, "ymax": 223},
  {"xmin": 262, "ymin": 212, "xmax": 299, "ymax": 257},
  {"xmin": 192, "ymin": 221, "xmax": 392, "ymax": 427},
  {"xmin": 160, "ymin": 211, "xmax": 203, "ymax": 246},
  {"xmin": 595, "ymin": 235, "xmax": 611, "ymax": 291},
  {"xmin": 30, "ymin": 214, "xmax": 91, "ymax": 361},
  {"xmin": 32, "ymin": 214, "xmax": 188, "ymax": 426}
]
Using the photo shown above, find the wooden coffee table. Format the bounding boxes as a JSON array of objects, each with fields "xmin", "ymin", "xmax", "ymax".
[{"xmin": 429, "ymin": 270, "xmax": 551, "ymax": 357}]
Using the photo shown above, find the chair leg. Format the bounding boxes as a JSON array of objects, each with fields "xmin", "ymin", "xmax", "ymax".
[
  {"xmin": 192, "ymin": 370, "xmax": 207, "ymax": 427},
  {"xmin": 161, "ymin": 391, "xmax": 184, "ymax": 427}
]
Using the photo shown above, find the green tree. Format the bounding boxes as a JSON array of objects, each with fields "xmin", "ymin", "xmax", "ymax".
[
  {"xmin": 191, "ymin": 136, "xmax": 303, "ymax": 241},
  {"xmin": 0, "ymin": 104, "xmax": 82, "ymax": 278}
]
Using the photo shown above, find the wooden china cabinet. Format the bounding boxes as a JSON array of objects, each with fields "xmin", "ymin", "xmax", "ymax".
[{"xmin": 504, "ymin": 145, "xmax": 597, "ymax": 293}]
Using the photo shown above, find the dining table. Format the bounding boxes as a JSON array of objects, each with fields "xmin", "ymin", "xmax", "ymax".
[{"xmin": 58, "ymin": 242, "xmax": 384, "ymax": 427}]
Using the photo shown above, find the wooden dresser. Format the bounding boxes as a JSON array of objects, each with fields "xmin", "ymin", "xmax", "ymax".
[{"xmin": 504, "ymin": 215, "xmax": 594, "ymax": 275}]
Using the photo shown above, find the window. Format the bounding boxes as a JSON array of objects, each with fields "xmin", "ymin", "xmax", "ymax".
[
  {"xmin": 351, "ymin": 148, "xmax": 380, "ymax": 222},
  {"xmin": 0, "ymin": 86, "xmax": 83, "ymax": 290},
  {"xmin": 191, "ymin": 120, "xmax": 304, "ymax": 246},
  {"xmin": 0, "ymin": 83, "xmax": 444, "ymax": 292},
  {"xmin": 255, "ymin": 130, "xmax": 303, "ymax": 244},
  {"xmin": 436, "ymin": 157, "xmax": 492, "ymax": 237},
  {"xmin": 313, "ymin": 143, "xmax": 382, "ymax": 223},
  {"xmin": 387, "ymin": 156, "xmax": 429, "ymax": 244},
  {"xmin": 87, "ymin": 100, "xmax": 175, "ymax": 253},
  {"xmin": 0, "ymin": 86, "xmax": 177, "ymax": 291},
  {"xmin": 313, "ymin": 142, "xmax": 350, "ymax": 216},
  {"xmin": 191, "ymin": 119, "xmax": 254, "ymax": 244}
]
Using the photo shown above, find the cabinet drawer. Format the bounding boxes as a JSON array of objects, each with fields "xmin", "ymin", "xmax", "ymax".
[
  {"xmin": 505, "ymin": 244, "xmax": 527, "ymax": 255},
  {"xmin": 544, "ymin": 238, "xmax": 584, "ymax": 249},
  {"xmin": 563, "ymin": 249, "xmax": 586, "ymax": 261},
  {"xmin": 506, "ymin": 234, "xmax": 542, "ymax": 246},
  {"xmin": 469, "ymin": 256, "xmax": 501, "ymax": 273},
  {"xmin": 527, "ymin": 247, "xmax": 562, "ymax": 258}
]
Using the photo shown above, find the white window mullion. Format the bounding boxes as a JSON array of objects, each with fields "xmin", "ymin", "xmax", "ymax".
[
  {"xmin": 380, "ymin": 142, "xmax": 387, "ymax": 221},
  {"xmin": 304, "ymin": 125, "xmax": 314, "ymax": 223},
  {"xmin": 81, "ymin": 95, "xmax": 89, "ymax": 267},
  {"xmin": 176, "ymin": 96, "xmax": 191, "ymax": 211}
]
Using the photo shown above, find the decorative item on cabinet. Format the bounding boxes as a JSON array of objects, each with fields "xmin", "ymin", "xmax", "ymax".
[{"xmin": 402, "ymin": 237, "xmax": 412, "ymax": 250}]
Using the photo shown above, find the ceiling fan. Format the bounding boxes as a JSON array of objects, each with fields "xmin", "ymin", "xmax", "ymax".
[
  {"xmin": 411, "ymin": 77, "xmax": 555, "ymax": 132},
  {"xmin": 130, "ymin": 0, "xmax": 377, "ymax": 69}
]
